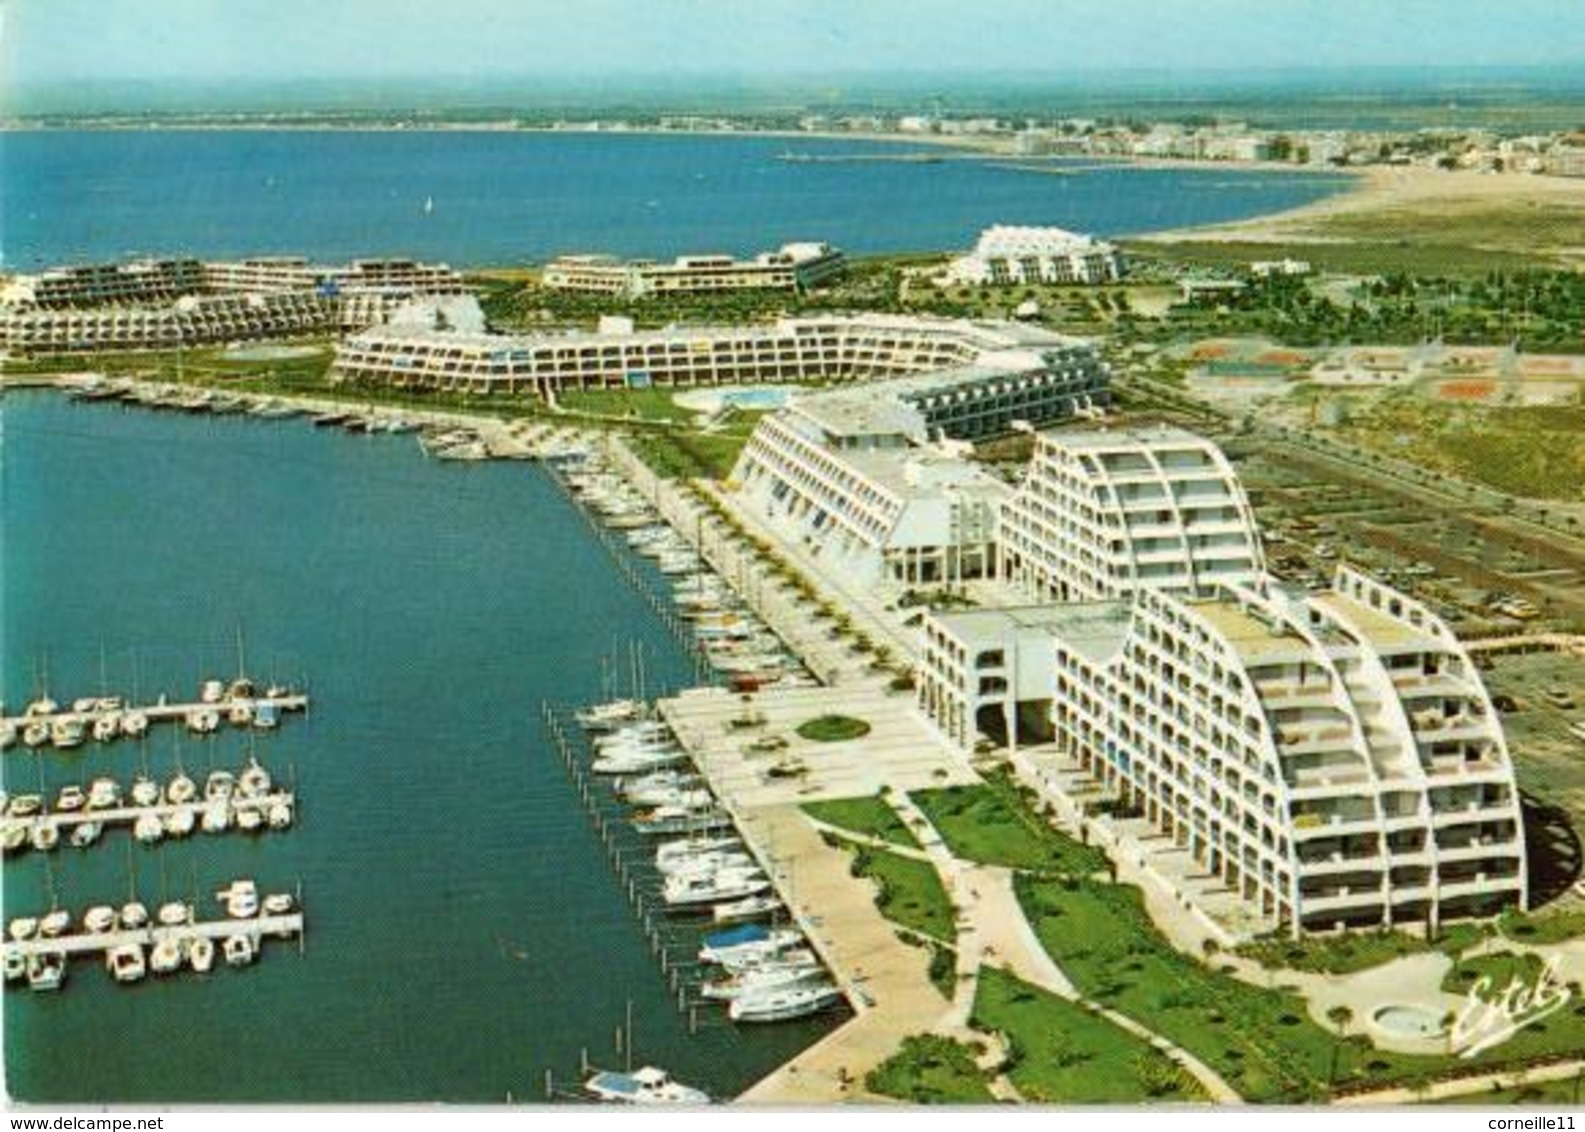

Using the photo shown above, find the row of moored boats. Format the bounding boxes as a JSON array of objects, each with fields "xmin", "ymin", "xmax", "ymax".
[
  {"xmin": 4, "ymin": 880, "xmax": 300, "ymax": 992},
  {"xmin": 2, "ymin": 678, "xmax": 300, "ymax": 751},
  {"xmin": 574, "ymin": 705, "xmax": 844, "ymax": 1025}
]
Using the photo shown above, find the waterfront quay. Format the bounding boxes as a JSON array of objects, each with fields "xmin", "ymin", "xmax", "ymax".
[
  {"xmin": 3, "ymin": 911, "xmax": 304, "ymax": 961},
  {"xmin": 656, "ymin": 684, "xmax": 978, "ymax": 1101}
]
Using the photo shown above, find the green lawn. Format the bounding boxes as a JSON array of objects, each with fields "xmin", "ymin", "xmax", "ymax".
[
  {"xmin": 971, "ymin": 967, "xmax": 1206, "ymax": 1103},
  {"xmin": 910, "ymin": 779, "xmax": 1107, "ymax": 876},
  {"xmin": 796, "ymin": 715, "xmax": 872, "ymax": 743},
  {"xmin": 802, "ymin": 793, "xmax": 920, "ymax": 848},
  {"xmin": 557, "ymin": 386, "xmax": 694, "ymax": 422},
  {"xmin": 850, "ymin": 847, "xmax": 956, "ymax": 944},
  {"xmin": 1442, "ymin": 951, "xmax": 1546, "ymax": 997},
  {"xmin": 1237, "ymin": 923, "xmax": 1489, "ymax": 976},
  {"xmin": 865, "ymin": 1035, "xmax": 995, "ymax": 1104},
  {"xmin": 1500, "ymin": 907, "xmax": 1585, "ymax": 946}
]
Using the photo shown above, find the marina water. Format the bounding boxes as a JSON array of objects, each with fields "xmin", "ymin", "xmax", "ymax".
[
  {"xmin": 0, "ymin": 392, "xmax": 831, "ymax": 1101},
  {"xmin": 1, "ymin": 131, "xmax": 1352, "ymax": 267}
]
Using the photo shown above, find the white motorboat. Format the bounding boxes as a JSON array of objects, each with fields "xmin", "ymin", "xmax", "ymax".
[
  {"xmin": 218, "ymin": 879, "xmax": 259, "ymax": 918},
  {"xmin": 150, "ymin": 937, "xmax": 185, "ymax": 975},
  {"xmin": 120, "ymin": 711, "xmax": 149, "ymax": 738},
  {"xmin": 131, "ymin": 776, "xmax": 160, "ymax": 806},
  {"xmin": 205, "ymin": 770, "xmax": 236, "ymax": 801},
  {"xmin": 26, "ymin": 951, "xmax": 67, "ymax": 991},
  {"xmin": 83, "ymin": 906, "xmax": 118, "ymax": 933},
  {"xmin": 120, "ymin": 902, "xmax": 149, "ymax": 929},
  {"xmin": 627, "ymin": 785, "xmax": 716, "ymax": 811},
  {"xmin": 632, "ymin": 805, "xmax": 731, "ymax": 838},
  {"xmin": 252, "ymin": 702, "xmax": 281, "ymax": 730},
  {"xmin": 106, "ymin": 944, "xmax": 147, "ymax": 984},
  {"xmin": 93, "ymin": 713, "xmax": 122, "ymax": 742},
  {"xmin": 200, "ymin": 679, "xmax": 226, "ymax": 704},
  {"xmin": 8, "ymin": 917, "xmax": 38, "ymax": 941},
  {"xmin": 594, "ymin": 721, "xmax": 672, "ymax": 749},
  {"xmin": 701, "ymin": 963, "xmax": 828, "ymax": 1002},
  {"xmin": 719, "ymin": 945, "xmax": 819, "ymax": 976},
  {"xmin": 30, "ymin": 820, "xmax": 59, "ymax": 853},
  {"xmin": 25, "ymin": 697, "xmax": 60, "ymax": 717},
  {"xmin": 583, "ymin": 1066, "xmax": 710, "ymax": 1105},
  {"xmin": 658, "ymin": 851, "xmax": 757, "ymax": 879},
  {"xmin": 167, "ymin": 774, "xmax": 197, "ymax": 804},
  {"xmin": 728, "ymin": 983, "xmax": 843, "ymax": 1023},
  {"xmin": 5, "ymin": 951, "xmax": 26, "ymax": 982},
  {"xmin": 69, "ymin": 822, "xmax": 103, "ymax": 849},
  {"xmin": 699, "ymin": 926, "xmax": 804, "ymax": 966},
  {"xmin": 2, "ymin": 820, "xmax": 27, "ymax": 854},
  {"xmin": 86, "ymin": 777, "xmax": 121, "ymax": 810},
  {"xmin": 223, "ymin": 934, "xmax": 256, "ymax": 967},
  {"xmin": 50, "ymin": 717, "xmax": 86, "ymax": 749},
  {"xmin": 263, "ymin": 893, "xmax": 295, "ymax": 915},
  {"xmin": 655, "ymin": 836, "xmax": 741, "ymax": 868},
  {"xmin": 157, "ymin": 901, "xmax": 191, "ymax": 927},
  {"xmin": 188, "ymin": 936, "xmax": 215, "ymax": 973},
  {"xmin": 22, "ymin": 721, "xmax": 50, "ymax": 748},
  {"xmin": 0, "ymin": 721, "xmax": 15, "ymax": 750},
  {"xmin": 55, "ymin": 785, "xmax": 87, "ymax": 812},
  {"xmin": 615, "ymin": 769, "xmax": 700, "ymax": 801},
  {"xmin": 236, "ymin": 807, "xmax": 264, "ymax": 832},
  {"xmin": 186, "ymin": 708, "xmax": 220, "ymax": 734},
  {"xmin": 201, "ymin": 802, "xmax": 232, "ymax": 833},
  {"xmin": 133, "ymin": 815, "xmax": 164, "ymax": 844},
  {"xmin": 6, "ymin": 794, "xmax": 43, "ymax": 818},
  {"xmin": 592, "ymin": 749, "xmax": 688, "ymax": 775},
  {"xmin": 663, "ymin": 869, "xmax": 770, "ymax": 908},
  {"xmin": 238, "ymin": 762, "xmax": 272, "ymax": 798},
  {"xmin": 266, "ymin": 803, "xmax": 292, "ymax": 830},
  {"xmin": 164, "ymin": 808, "xmax": 196, "ymax": 837},
  {"xmin": 228, "ymin": 701, "xmax": 254, "ymax": 727},
  {"xmin": 712, "ymin": 894, "xmax": 784, "ymax": 925},
  {"xmin": 39, "ymin": 909, "xmax": 71, "ymax": 938}
]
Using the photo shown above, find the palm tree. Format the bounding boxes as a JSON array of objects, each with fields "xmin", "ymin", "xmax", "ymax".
[{"xmin": 1327, "ymin": 1004, "xmax": 1354, "ymax": 1087}]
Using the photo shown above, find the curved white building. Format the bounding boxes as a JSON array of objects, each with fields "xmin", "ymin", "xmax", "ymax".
[
  {"xmin": 921, "ymin": 565, "xmax": 1528, "ymax": 936},
  {"xmin": 998, "ymin": 427, "xmax": 1265, "ymax": 602},
  {"xmin": 329, "ymin": 314, "xmax": 1099, "ymax": 398}
]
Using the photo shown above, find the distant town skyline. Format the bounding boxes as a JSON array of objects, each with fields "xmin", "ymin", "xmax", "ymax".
[{"xmin": 5, "ymin": 0, "xmax": 1584, "ymax": 102}]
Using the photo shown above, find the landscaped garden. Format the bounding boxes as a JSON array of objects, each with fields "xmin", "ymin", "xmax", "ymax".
[
  {"xmin": 847, "ymin": 846, "xmax": 956, "ymax": 945},
  {"xmin": 865, "ymin": 1035, "xmax": 994, "ymax": 1104},
  {"xmin": 802, "ymin": 793, "xmax": 920, "ymax": 849},
  {"xmin": 910, "ymin": 777, "xmax": 1107, "ymax": 876},
  {"xmin": 971, "ymin": 967, "xmax": 1207, "ymax": 1103}
]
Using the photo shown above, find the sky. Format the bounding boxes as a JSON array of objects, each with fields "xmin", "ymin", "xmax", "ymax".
[{"xmin": 4, "ymin": 0, "xmax": 1583, "ymax": 97}]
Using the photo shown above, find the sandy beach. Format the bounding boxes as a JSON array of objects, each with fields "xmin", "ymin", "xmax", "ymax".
[{"xmin": 1138, "ymin": 165, "xmax": 1585, "ymax": 261}]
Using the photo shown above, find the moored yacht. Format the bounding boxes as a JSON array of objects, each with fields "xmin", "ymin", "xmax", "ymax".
[
  {"xmin": 728, "ymin": 983, "xmax": 843, "ymax": 1023},
  {"xmin": 583, "ymin": 1066, "xmax": 710, "ymax": 1105}
]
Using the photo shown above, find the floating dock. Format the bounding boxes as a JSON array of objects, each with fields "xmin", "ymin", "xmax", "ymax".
[
  {"xmin": 2, "ymin": 693, "xmax": 308, "ymax": 751},
  {"xmin": 4, "ymin": 911, "xmax": 304, "ymax": 960}
]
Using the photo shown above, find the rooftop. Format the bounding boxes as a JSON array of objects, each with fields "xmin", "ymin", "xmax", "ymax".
[{"xmin": 932, "ymin": 601, "xmax": 1133, "ymax": 663}]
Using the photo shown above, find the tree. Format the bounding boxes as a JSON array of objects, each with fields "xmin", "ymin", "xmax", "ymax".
[{"xmin": 1326, "ymin": 1005, "xmax": 1354, "ymax": 1086}]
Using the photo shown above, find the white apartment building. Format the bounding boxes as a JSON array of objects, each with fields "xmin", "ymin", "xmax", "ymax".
[
  {"xmin": 920, "ymin": 566, "xmax": 1527, "ymax": 936},
  {"xmin": 998, "ymin": 427, "xmax": 1264, "ymax": 602},
  {"xmin": 942, "ymin": 225, "xmax": 1122, "ymax": 288},
  {"xmin": 202, "ymin": 257, "xmax": 465, "ymax": 296},
  {"xmin": 542, "ymin": 243, "xmax": 845, "ymax": 298},
  {"xmin": 328, "ymin": 314, "xmax": 1096, "ymax": 398},
  {"xmin": 0, "ymin": 259, "xmax": 208, "ymax": 308},
  {"xmin": 0, "ymin": 293, "xmax": 340, "ymax": 354}
]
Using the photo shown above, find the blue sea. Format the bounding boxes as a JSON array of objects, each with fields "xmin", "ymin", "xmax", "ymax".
[
  {"xmin": 0, "ymin": 130, "xmax": 1352, "ymax": 268},
  {"xmin": 0, "ymin": 394, "xmax": 831, "ymax": 1102}
]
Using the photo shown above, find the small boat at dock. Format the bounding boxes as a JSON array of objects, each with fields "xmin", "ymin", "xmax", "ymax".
[
  {"xmin": 713, "ymin": 894, "xmax": 784, "ymax": 925},
  {"xmin": 107, "ymin": 944, "xmax": 146, "ymax": 984},
  {"xmin": 583, "ymin": 1066, "xmax": 710, "ymax": 1105},
  {"xmin": 728, "ymin": 983, "xmax": 843, "ymax": 1023}
]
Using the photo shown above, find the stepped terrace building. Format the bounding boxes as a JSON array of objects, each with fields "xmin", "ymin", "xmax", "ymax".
[
  {"xmin": 1, "ymin": 256, "xmax": 463, "ymax": 310},
  {"xmin": 541, "ymin": 242, "xmax": 845, "ymax": 298},
  {"xmin": 0, "ymin": 258, "xmax": 208, "ymax": 308},
  {"xmin": 942, "ymin": 225, "xmax": 1123, "ymax": 287},
  {"xmin": 728, "ymin": 345, "xmax": 1109, "ymax": 589},
  {"xmin": 919, "ymin": 566, "xmax": 1527, "ymax": 936},
  {"xmin": 328, "ymin": 314, "xmax": 1105, "ymax": 399},
  {"xmin": 998, "ymin": 427, "xmax": 1264, "ymax": 602},
  {"xmin": 202, "ymin": 257, "xmax": 465, "ymax": 297},
  {"xmin": 0, "ymin": 293, "xmax": 339, "ymax": 354}
]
